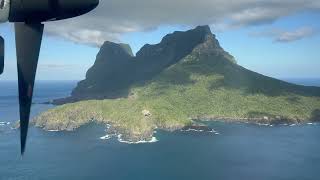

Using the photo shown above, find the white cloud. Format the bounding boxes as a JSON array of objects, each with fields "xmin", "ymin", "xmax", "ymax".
[
  {"xmin": 250, "ymin": 27, "xmax": 318, "ymax": 42},
  {"xmin": 275, "ymin": 27, "xmax": 317, "ymax": 42},
  {"xmin": 39, "ymin": 63, "xmax": 75, "ymax": 69},
  {"xmin": 44, "ymin": 0, "xmax": 320, "ymax": 46}
]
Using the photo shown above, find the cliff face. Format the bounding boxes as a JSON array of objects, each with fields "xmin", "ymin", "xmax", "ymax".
[
  {"xmin": 36, "ymin": 25, "xmax": 320, "ymax": 141},
  {"xmin": 54, "ymin": 26, "xmax": 235, "ymax": 103},
  {"xmin": 72, "ymin": 41, "xmax": 134, "ymax": 98},
  {"xmin": 53, "ymin": 25, "xmax": 320, "ymax": 105}
]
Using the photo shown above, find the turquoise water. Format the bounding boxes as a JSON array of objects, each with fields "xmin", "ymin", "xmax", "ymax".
[{"xmin": 0, "ymin": 80, "xmax": 320, "ymax": 180}]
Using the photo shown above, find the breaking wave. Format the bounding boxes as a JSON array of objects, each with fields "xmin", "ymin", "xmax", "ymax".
[
  {"xmin": 99, "ymin": 134, "xmax": 111, "ymax": 140},
  {"xmin": 0, "ymin": 122, "xmax": 10, "ymax": 126},
  {"xmin": 117, "ymin": 134, "xmax": 158, "ymax": 144}
]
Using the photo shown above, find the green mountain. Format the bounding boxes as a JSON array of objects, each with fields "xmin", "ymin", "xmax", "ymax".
[{"xmin": 35, "ymin": 26, "xmax": 320, "ymax": 142}]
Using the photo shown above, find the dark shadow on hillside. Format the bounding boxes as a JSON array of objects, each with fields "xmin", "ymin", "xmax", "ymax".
[
  {"xmin": 286, "ymin": 96, "xmax": 301, "ymax": 103},
  {"xmin": 53, "ymin": 26, "xmax": 320, "ymax": 104}
]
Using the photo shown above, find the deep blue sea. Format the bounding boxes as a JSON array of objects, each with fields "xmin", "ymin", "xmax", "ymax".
[{"xmin": 0, "ymin": 79, "xmax": 320, "ymax": 180}]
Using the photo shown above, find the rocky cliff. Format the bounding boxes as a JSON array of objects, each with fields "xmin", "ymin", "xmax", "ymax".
[
  {"xmin": 36, "ymin": 25, "xmax": 320, "ymax": 142},
  {"xmin": 53, "ymin": 26, "xmax": 240, "ymax": 104}
]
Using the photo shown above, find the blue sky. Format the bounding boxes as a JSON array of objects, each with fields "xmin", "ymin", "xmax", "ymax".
[{"xmin": 0, "ymin": 1, "xmax": 319, "ymax": 81}]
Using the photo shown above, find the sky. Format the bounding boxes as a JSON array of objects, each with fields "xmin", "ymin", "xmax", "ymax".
[{"xmin": 0, "ymin": 0, "xmax": 319, "ymax": 81}]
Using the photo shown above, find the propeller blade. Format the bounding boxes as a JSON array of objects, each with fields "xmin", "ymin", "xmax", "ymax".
[
  {"xmin": 0, "ymin": 36, "xmax": 4, "ymax": 75},
  {"xmin": 15, "ymin": 23, "xmax": 44, "ymax": 155}
]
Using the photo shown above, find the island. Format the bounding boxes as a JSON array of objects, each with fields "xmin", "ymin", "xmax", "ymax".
[{"xmin": 33, "ymin": 25, "xmax": 320, "ymax": 142}]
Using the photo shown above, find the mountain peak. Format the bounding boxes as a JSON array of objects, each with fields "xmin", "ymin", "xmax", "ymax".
[
  {"xmin": 161, "ymin": 25, "xmax": 213, "ymax": 43},
  {"xmin": 55, "ymin": 25, "xmax": 238, "ymax": 102},
  {"xmin": 136, "ymin": 25, "xmax": 220, "ymax": 59},
  {"xmin": 193, "ymin": 25, "xmax": 212, "ymax": 34},
  {"xmin": 98, "ymin": 41, "xmax": 133, "ymax": 58}
]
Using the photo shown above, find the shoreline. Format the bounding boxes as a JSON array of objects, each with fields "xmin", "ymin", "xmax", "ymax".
[
  {"xmin": 193, "ymin": 115, "xmax": 320, "ymax": 125},
  {"xmin": 32, "ymin": 116, "xmax": 319, "ymax": 144}
]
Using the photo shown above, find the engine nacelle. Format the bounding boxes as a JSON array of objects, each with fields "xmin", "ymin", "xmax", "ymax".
[
  {"xmin": 8, "ymin": 0, "xmax": 98, "ymax": 23},
  {"xmin": 0, "ymin": 0, "xmax": 10, "ymax": 23}
]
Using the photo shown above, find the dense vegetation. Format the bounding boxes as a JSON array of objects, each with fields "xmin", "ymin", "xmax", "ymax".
[{"xmin": 34, "ymin": 26, "xmax": 320, "ymax": 142}]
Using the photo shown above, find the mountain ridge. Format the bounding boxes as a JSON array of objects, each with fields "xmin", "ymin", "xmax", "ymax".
[
  {"xmin": 35, "ymin": 25, "xmax": 320, "ymax": 142},
  {"xmin": 53, "ymin": 25, "xmax": 319, "ymax": 105}
]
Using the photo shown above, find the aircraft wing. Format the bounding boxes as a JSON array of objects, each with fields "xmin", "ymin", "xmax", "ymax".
[{"xmin": 15, "ymin": 22, "xmax": 44, "ymax": 155}]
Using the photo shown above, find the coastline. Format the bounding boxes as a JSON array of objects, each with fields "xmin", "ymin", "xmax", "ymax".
[{"xmin": 32, "ymin": 114, "xmax": 319, "ymax": 144}]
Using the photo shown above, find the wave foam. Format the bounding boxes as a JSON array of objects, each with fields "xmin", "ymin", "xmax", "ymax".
[
  {"xmin": 100, "ymin": 134, "xmax": 111, "ymax": 140},
  {"xmin": 48, "ymin": 130, "xmax": 59, "ymax": 132},
  {"xmin": 181, "ymin": 128, "xmax": 218, "ymax": 134},
  {"xmin": 182, "ymin": 129, "xmax": 205, "ymax": 132},
  {"xmin": 0, "ymin": 122, "xmax": 10, "ymax": 126},
  {"xmin": 117, "ymin": 134, "xmax": 158, "ymax": 144},
  {"xmin": 257, "ymin": 123, "xmax": 270, "ymax": 126}
]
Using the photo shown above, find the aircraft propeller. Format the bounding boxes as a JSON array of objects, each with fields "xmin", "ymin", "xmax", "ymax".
[{"xmin": 0, "ymin": 0, "xmax": 99, "ymax": 155}]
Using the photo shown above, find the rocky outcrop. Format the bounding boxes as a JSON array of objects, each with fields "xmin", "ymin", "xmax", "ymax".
[
  {"xmin": 53, "ymin": 25, "xmax": 320, "ymax": 106},
  {"xmin": 35, "ymin": 25, "xmax": 320, "ymax": 143},
  {"xmin": 53, "ymin": 25, "xmax": 234, "ymax": 104}
]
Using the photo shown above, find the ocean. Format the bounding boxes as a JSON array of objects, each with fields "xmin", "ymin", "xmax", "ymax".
[{"xmin": 0, "ymin": 79, "xmax": 320, "ymax": 180}]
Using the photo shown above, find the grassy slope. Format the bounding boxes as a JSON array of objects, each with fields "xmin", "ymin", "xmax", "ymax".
[{"xmin": 34, "ymin": 43, "xmax": 320, "ymax": 140}]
